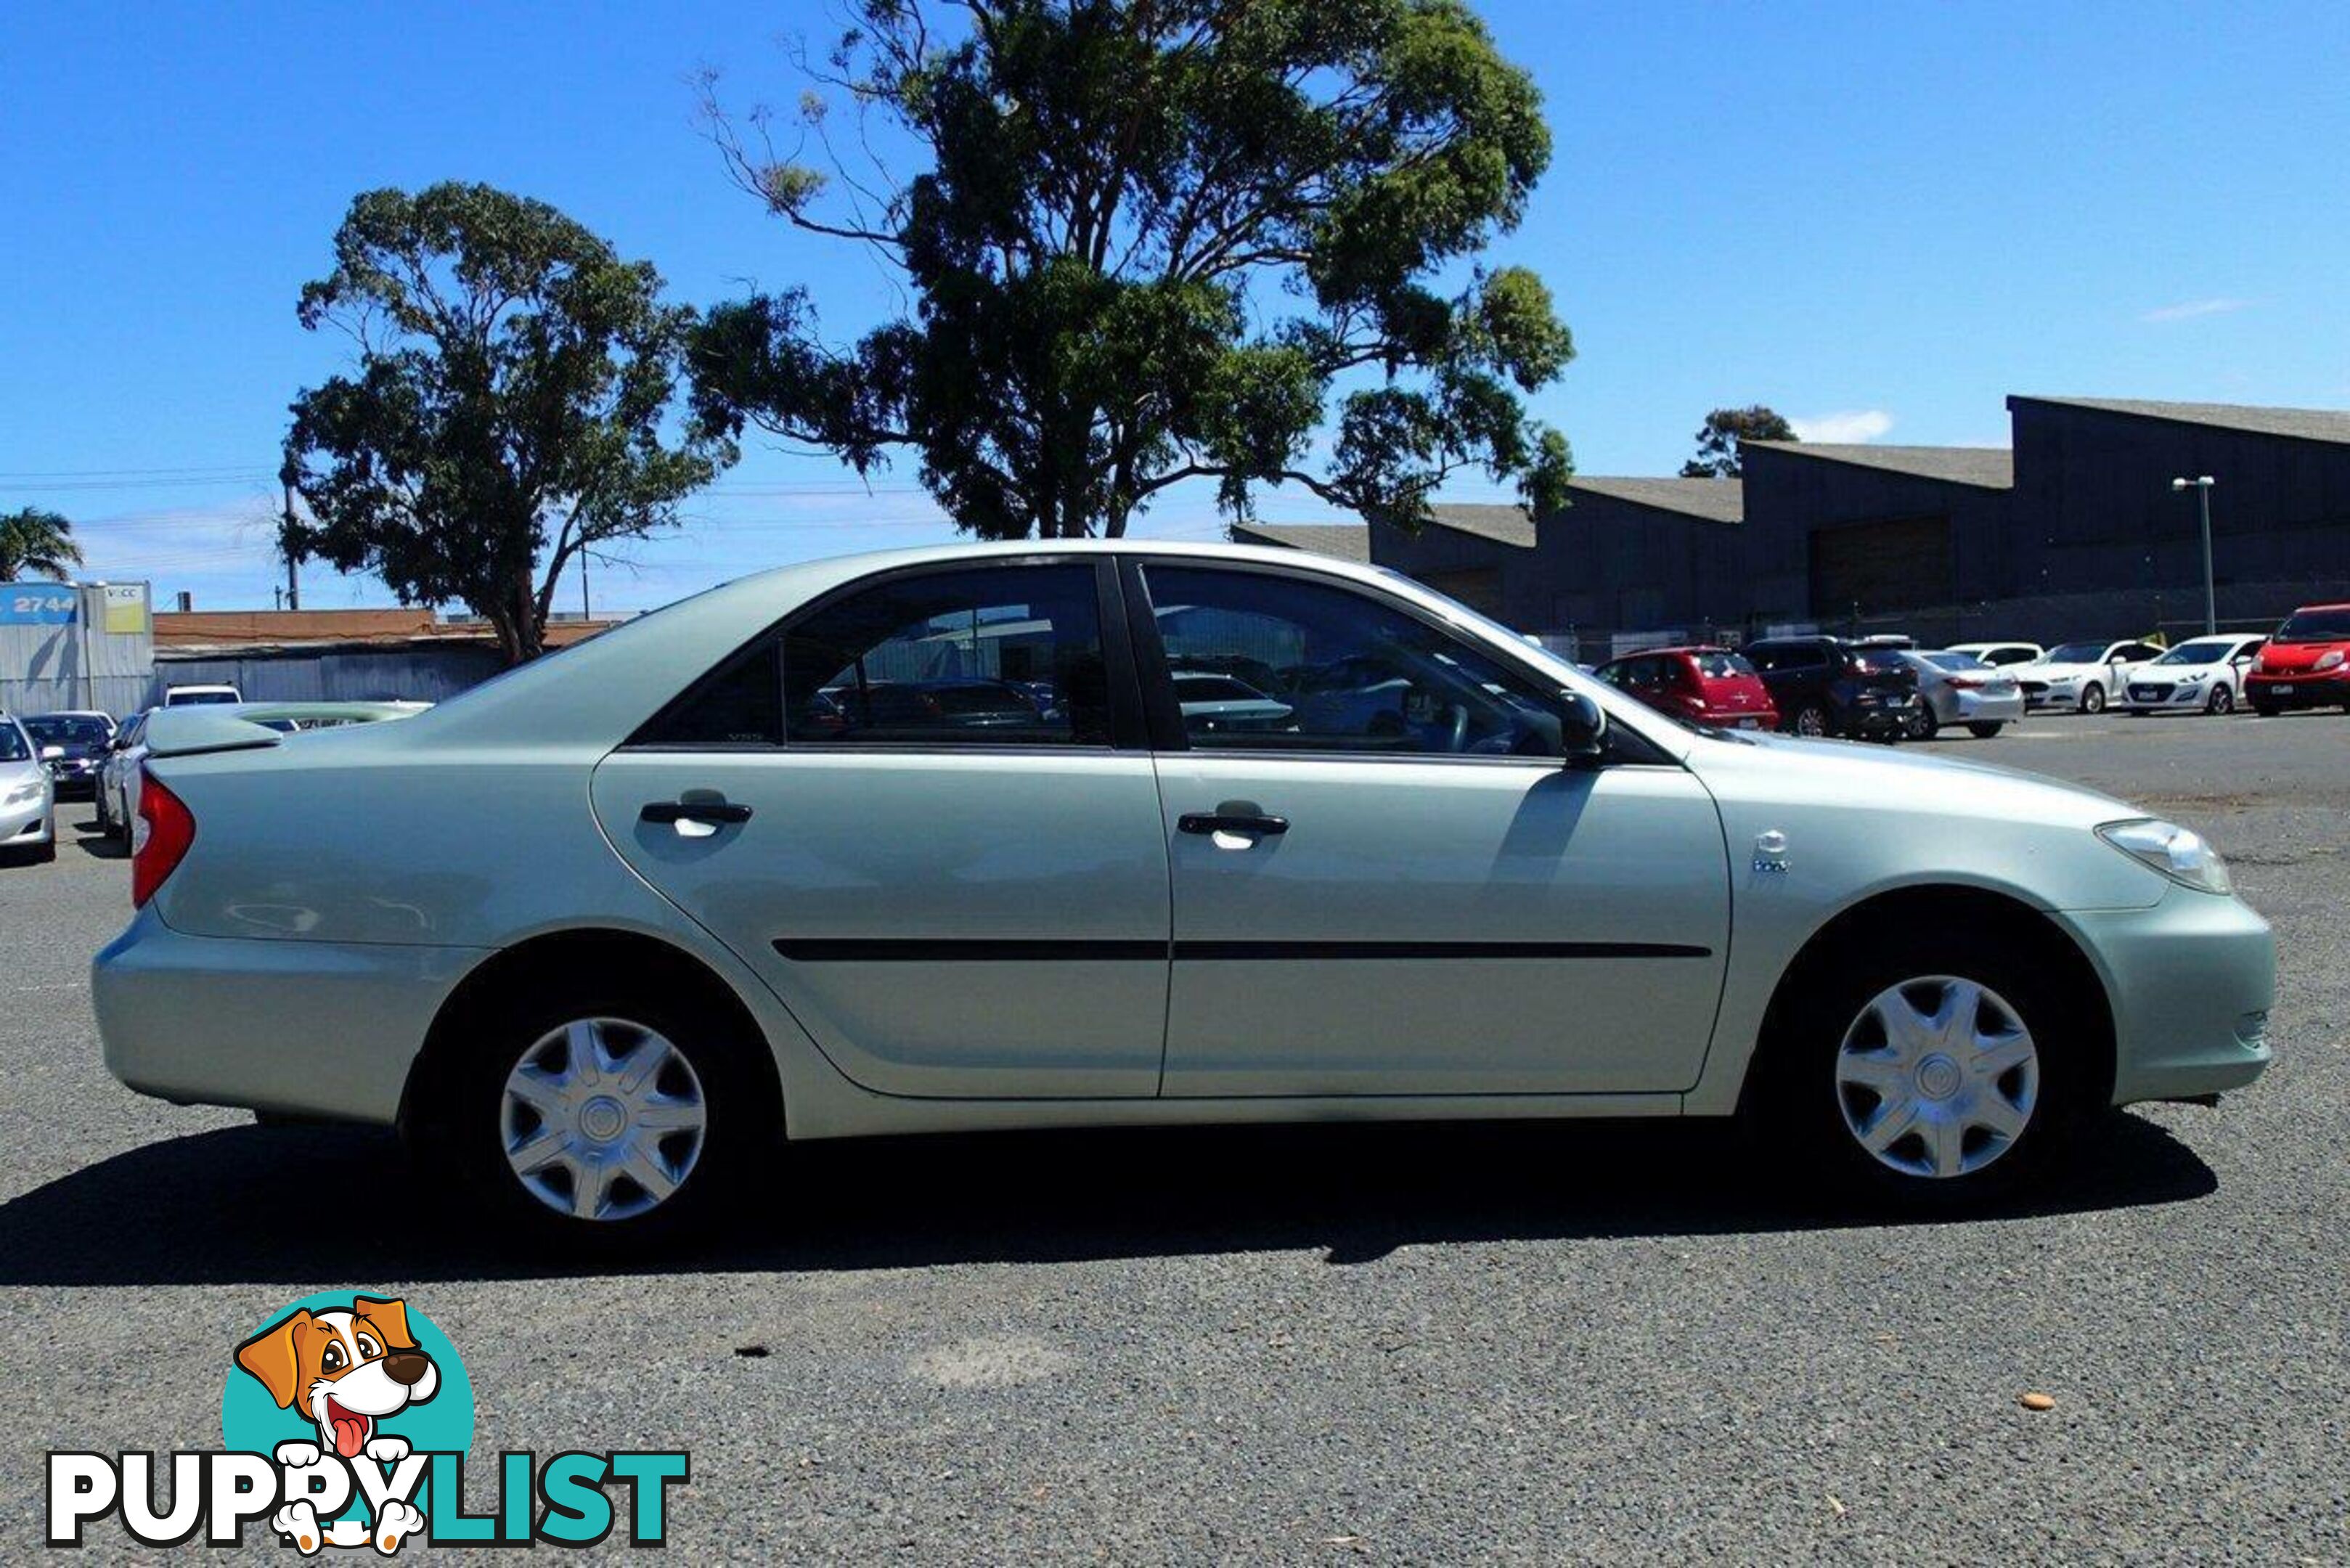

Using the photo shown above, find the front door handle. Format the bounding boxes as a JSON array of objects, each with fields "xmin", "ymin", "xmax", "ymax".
[
  {"xmin": 640, "ymin": 799, "xmax": 754, "ymax": 826},
  {"xmin": 1178, "ymin": 803, "xmax": 1289, "ymax": 836}
]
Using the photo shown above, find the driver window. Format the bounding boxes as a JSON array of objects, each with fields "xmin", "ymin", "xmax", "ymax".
[{"xmin": 1139, "ymin": 565, "xmax": 1564, "ymax": 757}]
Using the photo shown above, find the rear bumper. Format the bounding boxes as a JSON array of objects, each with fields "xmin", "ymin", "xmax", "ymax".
[
  {"xmin": 94, "ymin": 907, "xmax": 486, "ymax": 1124},
  {"xmin": 2053, "ymin": 889, "xmax": 2275, "ymax": 1105},
  {"xmin": 2244, "ymin": 672, "xmax": 2349, "ymax": 709},
  {"xmin": 1949, "ymin": 690, "xmax": 2025, "ymax": 724}
]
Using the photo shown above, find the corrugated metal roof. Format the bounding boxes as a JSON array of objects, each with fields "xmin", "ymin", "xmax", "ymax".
[
  {"xmin": 2012, "ymin": 395, "xmax": 2350, "ymax": 445},
  {"xmin": 1228, "ymin": 523, "xmax": 1374, "ymax": 562},
  {"xmin": 1566, "ymin": 476, "xmax": 1745, "ymax": 523},
  {"xmin": 1426, "ymin": 503, "xmax": 1538, "ymax": 547},
  {"xmin": 1747, "ymin": 442, "xmax": 2015, "ymax": 489}
]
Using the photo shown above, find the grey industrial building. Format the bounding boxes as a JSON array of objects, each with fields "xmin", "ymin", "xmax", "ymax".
[{"xmin": 1239, "ymin": 395, "xmax": 2350, "ymax": 653}]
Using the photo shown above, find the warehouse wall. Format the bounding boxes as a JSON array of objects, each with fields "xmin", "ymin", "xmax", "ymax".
[
  {"xmin": 147, "ymin": 645, "xmax": 507, "ymax": 708},
  {"xmin": 0, "ymin": 582, "xmax": 153, "ymax": 719}
]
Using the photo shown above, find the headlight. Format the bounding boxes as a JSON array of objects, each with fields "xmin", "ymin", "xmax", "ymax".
[
  {"xmin": 2098, "ymin": 819, "xmax": 2232, "ymax": 894},
  {"xmin": 2316, "ymin": 650, "xmax": 2346, "ymax": 672},
  {"xmin": 2176, "ymin": 671, "xmax": 2205, "ymax": 683},
  {"xmin": 4, "ymin": 778, "xmax": 43, "ymax": 807}
]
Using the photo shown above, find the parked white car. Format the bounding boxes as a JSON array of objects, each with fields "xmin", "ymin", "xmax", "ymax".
[
  {"xmin": 93, "ymin": 709, "xmax": 155, "ymax": 841},
  {"xmin": 2122, "ymin": 635, "xmax": 2267, "ymax": 716},
  {"xmin": 164, "ymin": 684, "xmax": 243, "ymax": 706},
  {"xmin": 1945, "ymin": 642, "xmax": 2044, "ymax": 669},
  {"xmin": 0, "ymin": 713, "xmax": 57, "ymax": 863},
  {"xmin": 2018, "ymin": 640, "xmax": 2166, "ymax": 714}
]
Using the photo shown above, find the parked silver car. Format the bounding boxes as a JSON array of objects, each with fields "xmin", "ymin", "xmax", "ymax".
[
  {"xmin": 0, "ymin": 714, "xmax": 57, "ymax": 863},
  {"xmin": 1900, "ymin": 650, "xmax": 2026, "ymax": 739},
  {"xmin": 94, "ymin": 543, "xmax": 2274, "ymax": 1243}
]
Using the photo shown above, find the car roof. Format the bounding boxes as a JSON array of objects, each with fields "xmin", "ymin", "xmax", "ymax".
[{"xmin": 2286, "ymin": 601, "xmax": 2350, "ymax": 613}]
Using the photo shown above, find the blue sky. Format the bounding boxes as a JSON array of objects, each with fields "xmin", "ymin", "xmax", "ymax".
[{"xmin": 2, "ymin": 1, "xmax": 2344, "ymax": 611}]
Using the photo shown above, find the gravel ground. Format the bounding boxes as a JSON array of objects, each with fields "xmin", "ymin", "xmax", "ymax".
[{"xmin": 1, "ymin": 711, "xmax": 2345, "ymax": 1563}]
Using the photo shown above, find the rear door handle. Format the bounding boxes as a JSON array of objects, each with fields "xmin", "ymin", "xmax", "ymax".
[
  {"xmin": 641, "ymin": 799, "xmax": 754, "ymax": 825},
  {"xmin": 1178, "ymin": 805, "xmax": 1289, "ymax": 836}
]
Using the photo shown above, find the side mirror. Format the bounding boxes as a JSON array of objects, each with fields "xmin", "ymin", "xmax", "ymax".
[
  {"xmin": 1559, "ymin": 689, "xmax": 1607, "ymax": 769},
  {"xmin": 38, "ymin": 745, "xmax": 62, "ymax": 761}
]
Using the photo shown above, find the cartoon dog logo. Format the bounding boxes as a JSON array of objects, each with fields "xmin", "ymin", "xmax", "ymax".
[{"xmin": 234, "ymin": 1296, "xmax": 438, "ymax": 1553}]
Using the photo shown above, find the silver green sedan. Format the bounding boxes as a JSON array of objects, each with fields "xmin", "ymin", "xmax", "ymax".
[{"xmin": 94, "ymin": 542, "xmax": 2273, "ymax": 1241}]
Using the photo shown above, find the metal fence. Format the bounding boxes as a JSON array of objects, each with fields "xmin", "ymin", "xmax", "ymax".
[{"xmin": 0, "ymin": 581, "xmax": 153, "ymax": 719}]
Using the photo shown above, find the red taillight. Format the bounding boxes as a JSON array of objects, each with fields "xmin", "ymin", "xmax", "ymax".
[
  {"xmin": 132, "ymin": 769, "xmax": 195, "ymax": 909},
  {"xmin": 1946, "ymin": 675, "xmax": 1986, "ymax": 690}
]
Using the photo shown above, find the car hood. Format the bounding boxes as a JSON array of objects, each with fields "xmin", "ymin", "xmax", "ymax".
[
  {"xmin": 2258, "ymin": 641, "xmax": 2349, "ymax": 674},
  {"xmin": 1692, "ymin": 727, "xmax": 2133, "ymax": 825}
]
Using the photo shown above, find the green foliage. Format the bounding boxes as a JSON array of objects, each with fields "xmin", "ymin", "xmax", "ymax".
[
  {"xmin": 1679, "ymin": 405, "xmax": 1795, "ymax": 479},
  {"xmin": 282, "ymin": 184, "xmax": 730, "ymax": 663},
  {"xmin": 0, "ymin": 507, "xmax": 83, "ymax": 581},
  {"xmin": 692, "ymin": 0, "xmax": 1574, "ymax": 537}
]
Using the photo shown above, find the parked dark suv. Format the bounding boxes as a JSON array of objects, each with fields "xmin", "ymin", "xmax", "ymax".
[{"xmin": 1744, "ymin": 636, "xmax": 1920, "ymax": 740}]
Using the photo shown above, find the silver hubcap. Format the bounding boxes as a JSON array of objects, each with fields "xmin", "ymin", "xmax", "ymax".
[
  {"xmin": 499, "ymin": 1018, "xmax": 706, "ymax": 1222},
  {"xmin": 1835, "ymin": 976, "xmax": 2039, "ymax": 1179},
  {"xmin": 1798, "ymin": 709, "xmax": 1825, "ymax": 735}
]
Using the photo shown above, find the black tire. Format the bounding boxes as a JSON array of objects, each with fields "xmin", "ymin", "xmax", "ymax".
[
  {"xmin": 1907, "ymin": 706, "xmax": 1939, "ymax": 740},
  {"xmin": 2079, "ymin": 683, "xmax": 2105, "ymax": 714},
  {"xmin": 412, "ymin": 981, "xmax": 775, "ymax": 1250},
  {"xmin": 1965, "ymin": 722, "xmax": 2005, "ymax": 738},
  {"xmin": 2252, "ymin": 703, "xmax": 2279, "ymax": 718},
  {"xmin": 2205, "ymin": 685, "xmax": 2234, "ymax": 715},
  {"xmin": 1747, "ymin": 926, "xmax": 2092, "ymax": 1210},
  {"xmin": 1792, "ymin": 703, "xmax": 1829, "ymax": 738}
]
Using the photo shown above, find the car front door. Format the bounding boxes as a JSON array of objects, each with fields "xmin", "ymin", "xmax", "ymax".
[
  {"xmin": 589, "ymin": 559, "xmax": 1172, "ymax": 1099},
  {"xmin": 1128, "ymin": 560, "xmax": 1730, "ymax": 1098}
]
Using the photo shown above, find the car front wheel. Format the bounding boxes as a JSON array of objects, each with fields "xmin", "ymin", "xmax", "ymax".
[
  {"xmin": 2206, "ymin": 685, "xmax": 2234, "ymax": 715},
  {"xmin": 1752, "ymin": 930, "xmax": 2086, "ymax": 1206},
  {"xmin": 2078, "ymin": 683, "xmax": 2105, "ymax": 714}
]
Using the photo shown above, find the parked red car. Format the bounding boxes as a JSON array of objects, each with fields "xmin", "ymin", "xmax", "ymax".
[
  {"xmin": 1595, "ymin": 645, "xmax": 1780, "ymax": 730},
  {"xmin": 2245, "ymin": 603, "xmax": 2350, "ymax": 714}
]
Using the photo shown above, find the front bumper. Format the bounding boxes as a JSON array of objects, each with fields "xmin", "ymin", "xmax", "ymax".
[
  {"xmin": 2244, "ymin": 672, "xmax": 2349, "ymax": 710},
  {"xmin": 2023, "ymin": 682, "xmax": 2081, "ymax": 710},
  {"xmin": 2053, "ymin": 886, "xmax": 2275, "ymax": 1105},
  {"xmin": 0, "ymin": 792, "xmax": 53, "ymax": 847},
  {"xmin": 94, "ymin": 906, "xmax": 488, "ymax": 1124}
]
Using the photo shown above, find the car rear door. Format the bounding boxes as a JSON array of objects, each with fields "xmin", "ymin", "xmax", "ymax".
[
  {"xmin": 1127, "ymin": 558, "xmax": 1730, "ymax": 1098},
  {"xmin": 589, "ymin": 558, "xmax": 1172, "ymax": 1099}
]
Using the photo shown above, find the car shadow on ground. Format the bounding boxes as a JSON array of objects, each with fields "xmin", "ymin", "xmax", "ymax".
[
  {"xmin": 66, "ymin": 814, "xmax": 127, "ymax": 859},
  {"xmin": 0, "ymin": 1112, "xmax": 2215, "ymax": 1286}
]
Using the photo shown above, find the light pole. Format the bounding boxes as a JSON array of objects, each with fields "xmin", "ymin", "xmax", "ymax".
[{"xmin": 2171, "ymin": 475, "xmax": 2216, "ymax": 635}]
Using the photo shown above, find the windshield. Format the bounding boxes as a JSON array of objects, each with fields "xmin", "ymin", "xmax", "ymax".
[
  {"xmin": 1691, "ymin": 651, "xmax": 1754, "ymax": 679},
  {"xmin": 168, "ymin": 689, "xmax": 240, "ymax": 706},
  {"xmin": 0, "ymin": 723, "xmax": 28, "ymax": 762},
  {"xmin": 24, "ymin": 715, "xmax": 111, "ymax": 746},
  {"xmin": 1925, "ymin": 652, "xmax": 1990, "ymax": 671},
  {"xmin": 1847, "ymin": 650, "xmax": 1906, "ymax": 675},
  {"xmin": 2153, "ymin": 642, "xmax": 2229, "ymax": 666},
  {"xmin": 2044, "ymin": 642, "xmax": 2107, "ymax": 664},
  {"xmin": 2276, "ymin": 608, "xmax": 2350, "ymax": 642}
]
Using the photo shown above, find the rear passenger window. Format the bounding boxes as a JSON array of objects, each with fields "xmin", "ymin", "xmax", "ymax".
[
  {"xmin": 783, "ymin": 565, "xmax": 1110, "ymax": 746},
  {"xmin": 637, "ymin": 565, "xmax": 1112, "ymax": 748}
]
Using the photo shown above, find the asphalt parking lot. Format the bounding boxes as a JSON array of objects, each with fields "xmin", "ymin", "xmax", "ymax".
[{"xmin": 3, "ymin": 711, "xmax": 2345, "ymax": 1562}]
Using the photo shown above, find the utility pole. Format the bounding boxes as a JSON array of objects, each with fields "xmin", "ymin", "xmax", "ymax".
[
  {"xmin": 2171, "ymin": 475, "xmax": 2216, "ymax": 634},
  {"xmin": 581, "ymin": 550, "xmax": 591, "ymax": 621},
  {"xmin": 278, "ymin": 457, "xmax": 303, "ymax": 611}
]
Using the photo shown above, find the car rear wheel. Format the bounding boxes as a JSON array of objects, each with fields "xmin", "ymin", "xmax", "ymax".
[
  {"xmin": 2078, "ymin": 683, "xmax": 2105, "ymax": 714},
  {"xmin": 1906, "ymin": 706, "xmax": 1939, "ymax": 740},
  {"xmin": 420, "ymin": 987, "xmax": 772, "ymax": 1246},
  {"xmin": 1792, "ymin": 704, "xmax": 1829, "ymax": 737},
  {"xmin": 2206, "ymin": 685, "xmax": 2234, "ymax": 715},
  {"xmin": 1965, "ymin": 722, "xmax": 2005, "ymax": 738},
  {"xmin": 1750, "ymin": 929, "xmax": 2086, "ymax": 1207}
]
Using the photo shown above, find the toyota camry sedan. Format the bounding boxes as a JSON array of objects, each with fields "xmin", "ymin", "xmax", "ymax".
[{"xmin": 94, "ymin": 542, "xmax": 2274, "ymax": 1242}]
